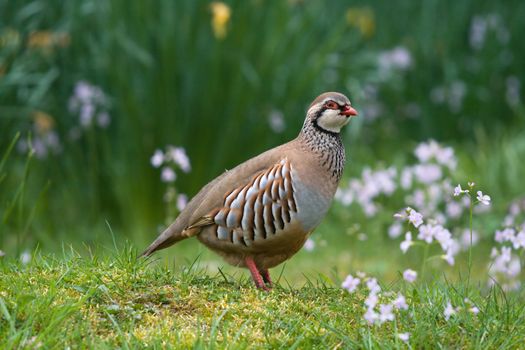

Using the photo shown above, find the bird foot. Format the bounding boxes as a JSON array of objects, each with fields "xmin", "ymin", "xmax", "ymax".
[
  {"xmin": 260, "ymin": 269, "xmax": 273, "ymax": 288},
  {"xmin": 245, "ymin": 257, "xmax": 271, "ymax": 291}
]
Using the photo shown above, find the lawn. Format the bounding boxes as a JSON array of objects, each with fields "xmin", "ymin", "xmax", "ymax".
[
  {"xmin": 2, "ymin": 247, "xmax": 524, "ymax": 348},
  {"xmin": 1, "ymin": 0, "xmax": 525, "ymax": 348}
]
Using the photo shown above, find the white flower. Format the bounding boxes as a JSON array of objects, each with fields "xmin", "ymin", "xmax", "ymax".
[
  {"xmin": 512, "ymin": 231, "xmax": 525, "ymax": 250},
  {"xmin": 365, "ymin": 293, "xmax": 379, "ymax": 309},
  {"xmin": 388, "ymin": 222, "xmax": 403, "ymax": 239},
  {"xmin": 398, "ymin": 333, "xmax": 410, "ymax": 342},
  {"xmin": 378, "ymin": 304, "xmax": 395, "ymax": 324},
  {"xmin": 400, "ymin": 232, "xmax": 413, "ymax": 254},
  {"xmin": 446, "ymin": 201, "xmax": 463, "ymax": 218},
  {"xmin": 96, "ymin": 112, "xmax": 111, "ymax": 128},
  {"xmin": 460, "ymin": 229, "xmax": 479, "ymax": 250},
  {"xmin": 80, "ymin": 103, "xmax": 95, "ymax": 127},
  {"xmin": 433, "ymin": 226, "xmax": 453, "ymax": 250},
  {"xmin": 303, "ymin": 238, "xmax": 315, "ymax": 252},
  {"xmin": 470, "ymin": 306, "xmax": 480, "ymax": 315},
  {"xmin": 407, "ymin": 207, "xmax": 423, "ymax": 228},
  {"xmin": 176, "ymin": 193, "xmax": 188, "ymax": 211},
  {"xmin": 161, "ymin": 167, "xmax": 176, "ymax": 183},
  {"xmin": 468, "ymin": 181, "xmax": 475, "ymax": 188},
  {"xmin": 476, "ymin": 191, "xmax": 491, "ymax": 205},
  {"xmin": 413, "ymin": 164, "xmax": 442, "ymax": 184},
  {"xmin": 378, "ymin": 46, "xmax": 412, "ymax": 72},
  {"xmin": 74, "ymin": 81, "xmax": 94, "ymax": 102},
  {"xmin": 363, "ymin": 308, "xmax": 378, "ymax": 325},
  {"xmin": 444, "ymin": 301, "xmax": 457, "ymax": 321},
  {"xmin": 268, "ymin": 110, "xmax": 286, "ymax": 133},
  {"xmin": 393, "ymin": 294, "xmax": 408, "ymax": 310},
  {"xmin": 150, "ymin": 149, "xmax": 164, "ymax": 168},
  {"xmin": 168, "ymin": 146, "xmax": 191, "ymax": 173},
  {"xmin": 366, "ymin": 278, "xmax": 381, "ymax": 294},
  {"xmin": 20, "ymin": 251, "xmax": 31, "ymax": 265},
  {"xmin": 442, "ymin": 249, "xmax": 456, "ymax": 266},
  {"xmin": 414, "ymin": 141, "xmax": 436, "ymax": 162},
  {"xmin": 495, "ymin": 228, "xmax": 515, "ymax": 243},
  {"xmin": 417, "ymin": 224, "xmax": 434, "ymax": 243},
  {"xmin": 403, "ymin": 269, "xmax": 417, "ymax": 283},
  {"xmin": 435, "ymin": 146, "xmax": 457, "ymax": 170},
  {"xmin": 453, "ymin": 184, "xmax": 468, "ymax": 197},
  {"xmin": 470, "ymin": 15, "xmax": 487, "ymax": 50},
  {"xmin": 0, "ymin": 250, "xmax": 5, "ymax": 258},
  {"xmin": 341, "ymin": 274, "xmax": 360, "ymax": 293},
  {"xmin": 400, "ymin": 167, "xmax": 413, "ymax": 189}
]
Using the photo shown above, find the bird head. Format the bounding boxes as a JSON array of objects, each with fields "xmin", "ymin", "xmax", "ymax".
[{"xmin": 305, "ymin": 92, "xmax": 358, "ymax": 134}]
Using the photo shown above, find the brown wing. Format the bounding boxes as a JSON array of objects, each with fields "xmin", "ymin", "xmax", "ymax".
[{"xmin": 188, "ymin": 158, "xmax": 297, "ymax": 247}]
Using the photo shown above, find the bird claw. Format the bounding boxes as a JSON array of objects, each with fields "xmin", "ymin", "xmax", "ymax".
[{"xmin": 245, "ymin": 256, "xmax": 272, "ymax": 291}]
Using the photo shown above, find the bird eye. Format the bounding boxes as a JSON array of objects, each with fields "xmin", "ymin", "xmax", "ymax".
[{"xmin": 325, "ymin": 101, "xmax": 338, "ymax": 109}]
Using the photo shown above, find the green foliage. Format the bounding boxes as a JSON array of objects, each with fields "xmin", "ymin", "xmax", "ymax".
[
  {"xmin": 0, "ymin": 0, "xmax": 524, "ymax": 269},
  {"xmin": 1, "ymin": 247, "xmax": 524, "ymax": 349}
]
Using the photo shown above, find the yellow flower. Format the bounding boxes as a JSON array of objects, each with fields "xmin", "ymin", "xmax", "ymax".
[
  {"xmin": 346, "ymin": 7, "xmax": 375, "ymax": 38},
  {"xmin": 210, "ymin": 2, "xmax": 231, "ymax": 40},
  {"xmin": 27, "ymin": 31, "xmax": 54, "ymax": 48},
  {"xmin": 33, "ymin": 111, "xmax": 55, "ymax": 134},
  {"xmin": 27, "ymin": 31, "xmax": 70, "ymax": 51}
]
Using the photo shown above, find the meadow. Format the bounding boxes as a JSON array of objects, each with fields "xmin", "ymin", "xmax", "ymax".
[{"xmin": 1, "ymin": 0, "xmax": 525, "ymax": 348}]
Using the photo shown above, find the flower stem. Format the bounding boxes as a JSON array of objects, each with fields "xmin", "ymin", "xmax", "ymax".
[
  {"xmin": 421, "ymin": 243, "xmax": 430, "ymax": 281},
  {"xmin": 467, "ymin": 195, "xmax": 474, "ymax": 288}
]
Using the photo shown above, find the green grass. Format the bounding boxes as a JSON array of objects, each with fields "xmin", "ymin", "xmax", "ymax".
[{"xmin": 1, "ymin": 246, "xmax": 524, "ymax": 349}]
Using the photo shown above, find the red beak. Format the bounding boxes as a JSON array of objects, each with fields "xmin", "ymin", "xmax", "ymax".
[{"xmin": 341, "ymin": 106, "xmax": 358, "ymax": 116}]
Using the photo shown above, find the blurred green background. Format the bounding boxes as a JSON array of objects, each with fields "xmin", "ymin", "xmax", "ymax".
[{"xmin": 1, "ymin": 0, "xmax": 524, "ymax": 284}]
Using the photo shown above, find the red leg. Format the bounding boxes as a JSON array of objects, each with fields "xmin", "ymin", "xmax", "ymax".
[
  {"xmin": 245, "ymin": 256, "xmax": 269, "ymax": 291},
  {"xmin": 260, "ymin": 269, "xmax": 273, "ymax": 288}
]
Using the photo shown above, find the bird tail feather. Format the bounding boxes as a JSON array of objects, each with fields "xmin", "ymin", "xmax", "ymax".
[{"xmin": 140, "ymin": 225, "xmax": 184, "ymax": 257}]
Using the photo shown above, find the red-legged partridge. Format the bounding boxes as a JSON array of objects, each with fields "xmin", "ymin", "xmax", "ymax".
[{"xmin": 142, "ymin": 92, "xmax": 358, "ymax": 290}]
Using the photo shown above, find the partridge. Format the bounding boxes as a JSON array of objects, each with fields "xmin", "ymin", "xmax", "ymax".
[{"xmin": 141, "ymin": 92, "xmax": 358, "ymax": 290}]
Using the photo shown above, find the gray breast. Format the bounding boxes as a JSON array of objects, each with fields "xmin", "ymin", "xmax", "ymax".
[{"xmin": 292, "ymin": 171, "xmax": 332, "ymax": 232}]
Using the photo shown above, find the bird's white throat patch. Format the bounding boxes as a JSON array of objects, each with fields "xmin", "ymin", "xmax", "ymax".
[{"xmin": 316, "ymin": 109, "xmax": 351, "ymax": 133}]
